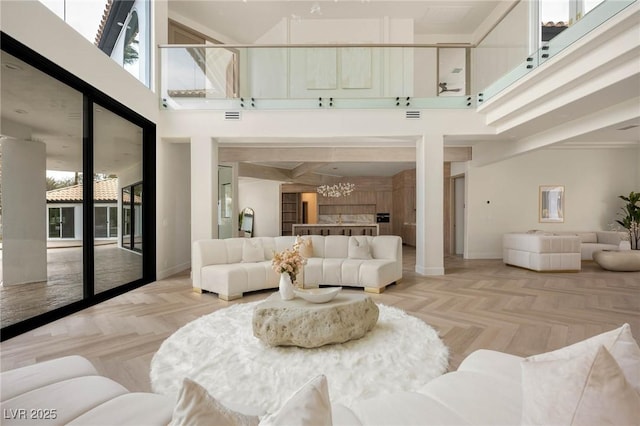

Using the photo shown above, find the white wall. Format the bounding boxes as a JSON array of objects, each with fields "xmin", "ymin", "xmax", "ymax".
[
  {"xmin": 156, "ymin": 141, "xmax": 191, "ymax": 279},
  {"xmin": 465, "ymin": 147, "xmax": 640, "ymax": 259},
  {"xmin": 238, "ymin": 178, "xmax": 282, "ymax": 237},
  {"xmin": 471, "ymin": 0, "xmax": 530, "ymax": 94}
]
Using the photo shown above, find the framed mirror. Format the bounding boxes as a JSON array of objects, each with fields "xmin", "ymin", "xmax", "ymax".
[{"xmin": 240, "ymin": 207, "xmax": 254, "ymax": 236}]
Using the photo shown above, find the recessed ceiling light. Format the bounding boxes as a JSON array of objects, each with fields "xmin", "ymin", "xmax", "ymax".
[
  {"xmin": 14, "ymin": 109, "xmax": 27, "ymax": 114},
  {"xmin": 3, "ymin": 62, "xmax": 23, "ymax": 71}
]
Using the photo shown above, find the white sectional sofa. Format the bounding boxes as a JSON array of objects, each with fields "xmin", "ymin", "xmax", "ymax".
[
  {"xmin": 3, "ymin": 324, "xmax": 637, "ymax": 425},
  {"xmin": 192, "ymin": 235, "xmax": 402, "ymax": 300},
  {"xmin": 0, "ymin": 356, "xmax": 173, "ymax": 426},
  {"xmin": 503, "ymin": 230, "xmax": 629, "ymax": 271}
]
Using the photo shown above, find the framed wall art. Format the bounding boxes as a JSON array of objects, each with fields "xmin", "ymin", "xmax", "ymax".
[{"xmin": 539, "ymin": 185, "xmax": 564, "ymax": 223}]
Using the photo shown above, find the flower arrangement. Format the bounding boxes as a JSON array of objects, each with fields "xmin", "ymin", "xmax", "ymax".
[{"xmin": 272, "ymin": 237, "xmax": 307, "ymax": 285}]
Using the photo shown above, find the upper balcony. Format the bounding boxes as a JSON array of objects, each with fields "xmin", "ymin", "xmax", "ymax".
[{"xmin": 158, "ymin": 0, "xmax": 637, "ymax": 115}]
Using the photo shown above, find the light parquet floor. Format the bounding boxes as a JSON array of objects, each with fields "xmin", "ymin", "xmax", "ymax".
[{"xmin": 1, "ymin": 246, "xmax": 638, "ymax": 394}]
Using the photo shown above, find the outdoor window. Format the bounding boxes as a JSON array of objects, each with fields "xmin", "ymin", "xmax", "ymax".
[
  {"xmin": 540, "ymin": 0, "xmax": 605, "ymax": 43},
  {"xmin": 39, "ymin": 0, "xmax": 151, "ymax": 87}
]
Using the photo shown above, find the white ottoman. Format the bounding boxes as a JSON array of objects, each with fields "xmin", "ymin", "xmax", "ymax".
[{"xmin": 503, "ymin": 233, "xmax": 581, "ymax": 272}]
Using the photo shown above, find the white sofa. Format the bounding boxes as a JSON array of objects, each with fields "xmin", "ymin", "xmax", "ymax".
[
  {"xmin": 4, "ymin": 323, "xmax": 637, "ymax": 425},
  {"xmin": 503, "ymin": 232, "xmax": 582, "ymax": 271},
  {"xmin": 192, "ymin": 235, "xmax": 403, "ymax": 300},
  {"xmin": 559, "ymin": 231, "xmax": 628, "ymax": 260},
  {"xmin": 0, "ymin": 351, "xmax": 518, "ymax": 426},
  {"xmin": 503, "ymin": 231, "xmax": 629, "ymax": 271},
  {"xmin": 0, "ymin": 356, "xmax": 173, "ymax": 425}
]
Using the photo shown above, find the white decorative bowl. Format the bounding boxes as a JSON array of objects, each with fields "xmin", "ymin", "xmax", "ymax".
[{"xmin": 294, "ymin": 287, "xmax": 342, "ymax": 304}]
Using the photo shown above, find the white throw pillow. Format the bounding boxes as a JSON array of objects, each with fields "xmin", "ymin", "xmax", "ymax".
[
  {"xmin": 170, "ymin": 378, "xmax": 259, "ymax": 426},
  {"xmin": 242, "ymin": 239, "xmax": 264, "ymax": 263},
  {"xmin": 259, "ymin": 375, "xmax": 332, "ymax": 426},
  {"xmin": 526, "ymin": 323, "xmax": 640, "ymax": 392},
  {"xmin": 521, "ymin": 346, "xmax": 640, "ymax": 425},
  {"xmin": 348, "ymin": 237, "xmax": 372, "ymax": 260}
]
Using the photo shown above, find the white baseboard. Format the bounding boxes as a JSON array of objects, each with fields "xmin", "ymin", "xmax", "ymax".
[
  {"xmin": 157, "ymin": 261, "xmax": 191, "ymax": 280},
  {"xmin": 415, "ymin": 266, "xmax": 445, "ymax": 276}
]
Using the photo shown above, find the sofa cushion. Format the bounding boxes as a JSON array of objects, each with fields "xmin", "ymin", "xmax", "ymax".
[
  {"xmin": 68, "ymin": 393, "xmax": 174, "ymax": 426},
  {"xmin": 575, "ymin": 232, "xmax": 597, "ymax": 243},
  {"xmin": 168, "ymin": 378, "xmax": 259, "ymax": 426},
  {"xmin": 0, "ymin": 376, "xmax": 128, "ymax": 425},
  {"xmin": 331, "ymin": 404, "xmax": 362, "ymax": 426},
  {"xmin": 0, "ymin": 356, "xmax": 98, "ymax": 402},
  {"xmin": 418, "ymin": 371, "xmax": 522, "ymax": 425},
  {"xmin": 348, "ymin": 391, "xmax": 471, "ymax": 426},
  {"xmin": 596, "ymin": 231, "xmax": 624, "ymax": 246},
  {"xmin": 323, "ymin": 236, "xmax": 349, "ymax": 259},
  {"xmin": 260, "ymin": 375, "xmax": 332, "ymax": 426},
  {"xmin": 526, "ymin": 323, "xmax": 640, "ymax": 392},
  {"xmin": 456, "ymin": 349, "xmax": 522, "ymax": 385},
  {"xmin": 580, "ymin": 243, "xmax": 619, "ymax": 261},
  {"xmin": 348, "ymin": 237, "xmax": 372, "ymax": 260},
  {"xmin": 503, "ymin": 233, "xmax": 581, "ymax": 254},
  {"xmin": 521, "ymin": 346, "xmax": 640, "ymax": 425},
  {"xmin": 242, "ymin": 239, "xmax": 265, "ymax": 263}
]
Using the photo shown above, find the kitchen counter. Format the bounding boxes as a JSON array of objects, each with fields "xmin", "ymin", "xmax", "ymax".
[{"xmin": 292, "ymin": 223, "xmax": 379, "ymax": 236}]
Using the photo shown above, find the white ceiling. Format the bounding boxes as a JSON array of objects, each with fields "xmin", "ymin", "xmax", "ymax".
[{"xmin": 169, "ymin": 0, "xmax": 503, "ymax": 44}]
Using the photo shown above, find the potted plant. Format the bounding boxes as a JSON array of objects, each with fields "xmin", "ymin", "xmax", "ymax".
[{"xmin": 616, "ymin": 191, "xmax": 640, "ymax": 250}]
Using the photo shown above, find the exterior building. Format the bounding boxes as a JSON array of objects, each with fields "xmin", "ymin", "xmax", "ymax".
[{"xmin": 46, "ymin": 178, "xmax": 118, "ymax": 241}]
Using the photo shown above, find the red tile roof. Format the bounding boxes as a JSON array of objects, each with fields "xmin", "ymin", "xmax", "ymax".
[
  {"xmin": 94, "ymin": 0, "xmax": 114, "ymax": 46},
  {"xmin": 47, "ymin": 178, "xmax": 118, "ymax": 203}
]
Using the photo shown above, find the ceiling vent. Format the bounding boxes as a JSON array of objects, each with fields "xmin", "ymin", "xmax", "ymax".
[
  {"xmin": 405, "ymin": 110, "xmax": 421, "ymax": 119},
  {"xmin": 225, "ymin": 111, "xmax": 241, "ymax": 120}
]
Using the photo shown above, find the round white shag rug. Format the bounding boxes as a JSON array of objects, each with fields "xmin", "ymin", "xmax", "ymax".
[{"xmin": 150, "ymin": 300, "xmax": 448, "ymax": 413}]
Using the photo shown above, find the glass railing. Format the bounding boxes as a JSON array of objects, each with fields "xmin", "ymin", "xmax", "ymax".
[
  {"xmin": 478, "ymin": 0, "xmax": 636, "ymax": 104},
  {"xmin": 159, "ymin": 45, "xmax": 474, "ymax": 110},
  {"xmin": 158, "ymin": 0, "xmax": 635, "ymax": 110}
]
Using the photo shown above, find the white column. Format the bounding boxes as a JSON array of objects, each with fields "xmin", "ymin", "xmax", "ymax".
[
  {"xmin": 415, "ymin": 134, "xmax": 444, "ymax": 276},
  {"xmin": 1, "ymin": 139, "xmax": 47, "ymax": 285},
  {"xmin": 190, "ymin": 136, "xmax": 219, "ymax": 246}
]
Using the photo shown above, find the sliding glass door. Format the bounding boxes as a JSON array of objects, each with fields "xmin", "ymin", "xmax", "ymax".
[{"xmin": 1, "ymin": 34, "xmax": 155, "ymax": 340}]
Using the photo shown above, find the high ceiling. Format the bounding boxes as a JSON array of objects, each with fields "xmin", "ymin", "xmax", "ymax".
[{"xmin": 169, "ymin": 0, "xmax": 504, "ymax": 44}]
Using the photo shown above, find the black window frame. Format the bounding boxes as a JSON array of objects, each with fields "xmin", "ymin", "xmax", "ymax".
[{"xmin": 0, "ymin": 32, "xmax": 156, "ymax": 341}]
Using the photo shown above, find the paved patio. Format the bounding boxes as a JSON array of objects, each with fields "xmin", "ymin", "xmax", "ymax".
[{"xmin": 0, "ymin": 242, "xmax": 142, "ymax": 328}]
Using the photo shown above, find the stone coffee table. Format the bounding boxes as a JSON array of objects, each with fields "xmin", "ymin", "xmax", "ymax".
[{"xmin": 252, "ymin": 292, "xmax": 379, "ymax": 348}]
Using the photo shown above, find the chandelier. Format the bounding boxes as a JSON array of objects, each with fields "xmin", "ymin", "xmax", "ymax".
[{"xmin": 317, "ymin": 182, "xmax": 355, "ymax": 198}]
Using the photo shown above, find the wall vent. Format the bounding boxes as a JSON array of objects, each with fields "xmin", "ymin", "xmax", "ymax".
[
  {"xmin": 225, "ymin": 111, "xmax": 241, "ymax": 120},
  {"xmin": 405, "ymin": 110, "xmax": 421, "ymax": 119}
]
